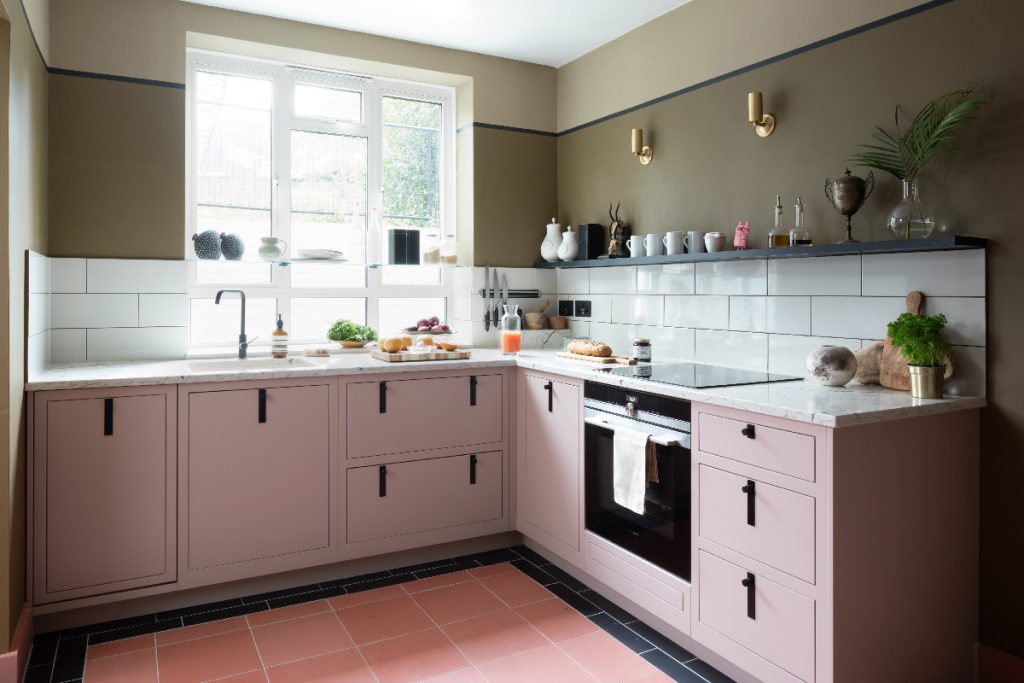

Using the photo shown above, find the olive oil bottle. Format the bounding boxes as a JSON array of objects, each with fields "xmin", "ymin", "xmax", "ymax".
[{"xmin": 767, "ymin": 194, "xmax": 790, "ymax": 247}]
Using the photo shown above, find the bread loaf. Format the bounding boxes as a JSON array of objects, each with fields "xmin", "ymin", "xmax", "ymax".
[{"xmin": 568, "ymin": 340, "xmax": 613, "ymax": 357}]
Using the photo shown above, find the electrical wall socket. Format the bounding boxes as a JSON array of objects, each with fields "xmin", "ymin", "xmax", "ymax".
[
  {"xmin": 558, "ymin": 300, "xmax": 574, "ymax": 316},
  {"xmin": 574, "ymin": 300, "xmax": 592, "ymax": 317}
]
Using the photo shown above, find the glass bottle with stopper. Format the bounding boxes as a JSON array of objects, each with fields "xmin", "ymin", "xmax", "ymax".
[
  {"xmin": 768, "ymin": 194, "xmax": 790, "ymax": 247},
  {"xmin": 790, "ymin": 197, "xmax": 812, "ymax": 246},
  {"xmin": 500, "ymin": 305, "xmax": 522, "ymax": 355}
]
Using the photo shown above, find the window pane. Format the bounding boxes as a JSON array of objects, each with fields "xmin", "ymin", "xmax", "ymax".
[
  {"xmin": 195, "ymin": 206, "xmax": 273, "ymax": 284},
  {"xmin": 290, "ymin": 130, "xmax": 367, "ymax": 286},
  {"xmin": 378, "ymin": 297, "xmax": 446, "ymax": 337},
  {"xmin": 382, "ymin": 97, "xmax": 441, "ymax": 232},
  {"xmin": 295, "ymin": 83, "xmax": 361, "ymax": 122},
  {"xmin": 189, "ymin": 297, "xmax": 276, "ymax": 347},
  {"xmin": 196, "ymin": 70, "xmax": 272, "ymax": 110},
  {"xmin": 379, "ymin": 265, "xmax": 441, "ymax": 286},
  {"xmin": 291, "ymin": 298, "xmax": 366, "ymax": 342}
]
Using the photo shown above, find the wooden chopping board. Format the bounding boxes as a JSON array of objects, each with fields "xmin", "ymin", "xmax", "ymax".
[
  {"xmin": 371, "ymin": 349, "xmax": 471, "ymax": 362},
  {"xmin": 879, "ymin": 291, "xmax": 955, "ymax": 390},
  {"xmin": 556, "ymin": 351, "xmax": 637, "ymax": 365}
]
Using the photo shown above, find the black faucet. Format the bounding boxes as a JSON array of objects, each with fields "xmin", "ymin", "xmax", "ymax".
[{"xmin": 214, "ymin": 289, "xmax": 253, "ymax": 359}]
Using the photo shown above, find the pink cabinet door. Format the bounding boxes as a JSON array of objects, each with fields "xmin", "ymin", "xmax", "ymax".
[
  {"xmin": 39, "ymin": 391, "xmax": 175, "ymax": 601},
  {"xmin": 699, "ymin": 465, "xmax": 816, "ymax": 583},
  {"xmin": 187, "ymin": 384, "xmax": 331, "ymax": 570},
  {"xmin": 699, "ymin": 413, "xmax": 816, "ymax": 481},
  {"xmin": 521, "ymin": 374, "xmax": 582, "ymax": 555},
  {"xmin": 346, "ymin": 374, "xmax": 503, "ymax": 459},
  {"xmin": 347, "ymin": 451, "xmax": 502, "ymax": 543},
  {"xmin": 698, "ymin": 551, "xmax": 815, "ymax": 682}
]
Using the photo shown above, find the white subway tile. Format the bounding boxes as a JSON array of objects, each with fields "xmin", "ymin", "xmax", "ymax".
[
  {"xmin": 862, "ymin": 250, "xmax": 984, "ymax": 297},
  {"xmin": 87, "ymin": 259, "xmax": 187, "ymax": 293},
  {"xmin": 637, "ymin": 264, "xmax": 695, "ymax": 295},
  {"xmin": 556, "ymin": 268, "xmax": 589, "ymax": 295},
  {"xmin": 139, "ymin": 294, "xmax": 188, "ymax": 328},
  {"xmin": 450, "ymin": 287, "xmax": 472, "ymax": 321},
  {"xmin": 86, "ymin": 327, "xmax": 188, "ymax": 362},
  {"xmin": 766, "ymin": 297, "xmax": 811, "ymax": 335},
  {"xmin": 567, "ymin": 319, "xmax": 591, "ymax": 339},
  {"xmin": 927, "ymin": 297, "xmax": 986, "ymax": 347},
  {"xmin": 50, "ymin": 258, "xmax": 87, "ymax": 293},
  {"xmin": 447, "ymin": 318, "xmax": 473, "ymax": 346},
  {"xmin": 534, "ymin": 269, "xmax": 557, "ymax": 294},
  {"xmin": 51, "ymin": 294, "xmax": 138, "ymax": 329},
  {"xmin": 664, "ymin": 295, "xmax": 729, "ymax": 330},
  {"xmin": 696, "ymin": 260, "xmax": 767, "ymax": 295},
  {"xmin": 611, "ymin": 296, "xmax": 663, "ymax": 326},
  {"xmin": 28, "ymin": 252, "xmax": 50, "ymax": 294},
  {"xmin": 945, "ymin": 345, "xmax": 986, "ymax": 397},
  {"xmin": 589, "ymin": 322, "xmax": 637, "ymax": 357},
  {"xmin": 498, "ymin": 268, "xmax": 538, "ymax": 290},
  {"xmin": 28, "ymin": 331, "xmax": 47, "ymax": 376},
  {"xmin": 637, "ymin": 325, "xmax": 695, "ymax": 361},
  {"xmin": 729, "ymin": 297, "xmax": 767, "ymax": 332},
  {"xmin": 28, "ymin": 293, "xmax": 49, "ymax": 335},
  {"xmin": 768, "ymin": 255, "xmax": 861, "ymax": 295},
  {"xmin": 451, "ymin": 266, "xmax": 474, "ymax": 296},
  {"xmin": 811, "ymin": 297, "xmax": 905, "ymax": 339},
  {"xmin": 588, "ymin": 295, "xmax": 613, "ymax": 323},
  {"xmin": 768, "ymin": 334, "xmax": 862, "ymax": 376},
  {"xmin": 50, "ymin": 329, "xmax": 87, "ymax": 363},
  {"xmin": 695, "ymin": 330, "xmax": 768, "ymax": 371},
  {"xmin": 590, "ymin": 266, "xmax": 637, "ymax": 294}
]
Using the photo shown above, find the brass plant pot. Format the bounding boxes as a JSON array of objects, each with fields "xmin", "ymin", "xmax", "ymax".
[{"xmin": 908, "ymin": 365, "xmax": 944, "ymax": 399}]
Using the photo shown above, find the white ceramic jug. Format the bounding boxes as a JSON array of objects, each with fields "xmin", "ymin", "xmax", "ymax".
[
  {"xmin": 259, "ymin": 236, "xmax": 288, "ymax": 262},
  {"xmin": 558, "ymin": 228, "xmax": 579, "ymax": 261},
  {"xmin": 541, "ymin": 218, "xmax": 561, "ymax": 262}
]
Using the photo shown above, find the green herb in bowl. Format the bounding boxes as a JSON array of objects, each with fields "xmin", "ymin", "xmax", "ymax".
[{"xmin": 327, "ymin": 320, "xmax": 378, "ymax": 348}]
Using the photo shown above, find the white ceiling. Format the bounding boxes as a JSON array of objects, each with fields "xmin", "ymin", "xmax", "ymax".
[{"xmin": 182, "ymin": 0, "xmax": 691, "ymax": 67}]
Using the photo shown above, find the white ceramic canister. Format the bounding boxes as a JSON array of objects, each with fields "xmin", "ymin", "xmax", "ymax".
[
  {"xmin": 541, "ymin": 218, "xmax": 562, "ymax": 262},
  {"xmin": 558, "ymin": 228, "xmax": 579, "ymax": 261}
]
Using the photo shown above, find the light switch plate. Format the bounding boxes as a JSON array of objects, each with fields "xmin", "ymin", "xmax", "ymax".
[
  {"xmin": 558, "ymin": 300, "xmax": 574, "ymax": 316},
  {"xmin": 574, "ymin": 300, "xmax": 592, "ymax": 317}
]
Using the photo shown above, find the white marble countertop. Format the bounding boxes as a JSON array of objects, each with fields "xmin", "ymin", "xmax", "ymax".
[{"xmin": 27, "ymin": 350, "xmax": 985, "ymax": 428}]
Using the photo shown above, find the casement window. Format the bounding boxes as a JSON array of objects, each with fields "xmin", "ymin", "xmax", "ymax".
[{"xmin": 185, "ymin": 51, "xmax": 455, "ymax": 348}]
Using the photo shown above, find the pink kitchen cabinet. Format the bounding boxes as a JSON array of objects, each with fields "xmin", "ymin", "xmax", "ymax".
[
  {"xmin": 182, "ymin": 380, "xmax": 336, "ymax": 586},
  {"xmin": 30, "ymin": 386, "xmax": 177, "ymax": 605},
  {"xmin": 517, "ymin": 371, "xmax": 584, "ymax": 566}
]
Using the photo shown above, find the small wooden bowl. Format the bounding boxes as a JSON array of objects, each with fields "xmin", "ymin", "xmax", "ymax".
[
  {"xmin": 548, "ymin": 315, "xmax": 567, "ymax": 330},
  {"xmin": 523, "ymin": 312, "xmax": 548, "ymax": 330}
]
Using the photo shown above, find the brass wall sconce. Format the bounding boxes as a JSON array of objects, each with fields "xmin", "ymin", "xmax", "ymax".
[
  {"xmin": 631, "ymin": 128, "xmax": 653, "ymax": 165},
  {"xmin": 747, "ymin": 91, "xmax": 776, "ymax": 137}
]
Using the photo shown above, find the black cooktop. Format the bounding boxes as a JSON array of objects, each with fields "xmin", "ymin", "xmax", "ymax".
[{"xmin": 602, "ymin": 362, "xmax": 802, "ymax": 389}]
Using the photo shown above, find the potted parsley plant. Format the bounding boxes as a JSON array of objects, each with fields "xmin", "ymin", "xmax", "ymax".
[{"xmin": 886, "ymin": 312, "xmax": 950, "ymax": 398}]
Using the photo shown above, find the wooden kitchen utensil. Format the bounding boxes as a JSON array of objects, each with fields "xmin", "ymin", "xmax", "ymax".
[
  {"xmin": 556, "ymin": 351, "xmax": 637, "ymax": 365},
  {"xmin": 524, "ymin": 300, "xmax": 550, "ymax": 330},
  {"xmin": 878, "ymin": 291, "xmax": 955, "ymax": 390}
]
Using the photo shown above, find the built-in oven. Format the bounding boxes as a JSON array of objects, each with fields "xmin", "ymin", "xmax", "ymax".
[{"xmin": 583, "ymin": 381, "xmax": 692, "ymax": 582}]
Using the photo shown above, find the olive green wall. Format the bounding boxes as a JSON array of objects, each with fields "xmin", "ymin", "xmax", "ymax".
[{"xmin": 556, "ymin": 0, "xmax": 1024, "ymax": 657}]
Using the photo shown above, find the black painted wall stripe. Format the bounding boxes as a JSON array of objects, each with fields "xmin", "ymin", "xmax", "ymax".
[{"xmin": 47, "ymin": 67, "xmax": 186, "ymax": 90}]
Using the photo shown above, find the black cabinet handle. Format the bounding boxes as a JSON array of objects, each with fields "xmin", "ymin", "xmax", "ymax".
[
  {"xmin": 470, "ymin": 376, "xmax": 477, "ymax": 406},
  {"xmin": 741, "ymin": 572, "xmax": 756, "ymax": 619},
  {"xmin": 741, "ymin": 424, "xmax": 756, "ymax": 439},
  {"xmin": 379, "ymin": 465, "xmax": 387, "ymax": 497},
  {"xmin": 258, "ymin": 389, "xmax": 267, "ymax": 423},
  {"xmin": 379, "ymin": 381, "xmax": 387, "ymax": 414},
  {"xmin": 470, "ymin": 454, "xmax": 477, "ymax": 485},
  {"xmin": 103, "ymin": 398, "xmax": 114, "ymax": 436},
  {"xmin": 544, "ymin": 381, "xmax": 553, "ymax": 412},
  {"xmin": 742, "ymin": 480, "xmax": 756, "ymax": 526}
]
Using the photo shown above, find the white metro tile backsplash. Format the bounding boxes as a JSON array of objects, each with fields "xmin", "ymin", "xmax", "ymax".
[
  {"xmin": 611, "ymin": 295, "xmax": 663, "ymax": 325},
  {"xmin": 86, "ymin": 259, "xmax": 187, "ymax": 293},
  {"xmin": 556, "ymin": 268, "xmax": 589, "ymax": 295},
  {"xmin": 768, "ymin": 254, "xmax": 861, "ymax": 295},
  {"xmin": 50, "ymin": 329, "xmax": 87, "ymax": 363},
  {"xmin": 590, "ymin": 322, "xmax": 636, "ymax": 356},
  {"xmin": 696, "ymin": 260, "xmax": 767, "ymax": 295},
  {"xmin": 50, "ymin": 258, "xmax": 86, "ymax": 293},
  {"xmin": 927, "ymin": 297, "xmax": 986, "ymax": 347},
  {"xmin": 52, "ymin": 294, "xmax": 139, "ymax": 329},
  {"xmin": 811, "ymin": 297, "xmax": 906, "ymax": 339},
  {"xmin": 140, "ymin": 294, "xmax": 189, "ymax": 327},
  {"xmin": 86, "ymin": 327, "xmax": 189, "ymax": 362},
  {"xmin": 664, "ymin": 295, "xmax": 729, "ymax": 330},
  {"xmin": 590, "ymin": 266, "xmax": 637, "ymax": 294},
  {"xmin": 861, "ymin": 250, "xmax": 984, "ymax": 297},
  {"xmin": 695, "ymin": 330, "xmax": 768, "ymax": 371},
  {"xmin": 637, "ymin": 326, "xmax": 695, "ymax": 361},
  {"xmin": 767, "ymin": 335, "xmax": 863, "ymax": 376},
  {"xmin": 637, "ymin": 264, "xmax": 695, "ymax": 294}
]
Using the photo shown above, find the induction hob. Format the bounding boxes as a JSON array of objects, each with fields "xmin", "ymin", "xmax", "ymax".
[{"xmin": 601, "ymin": 362, "xmax": 802, "ymax": 389}]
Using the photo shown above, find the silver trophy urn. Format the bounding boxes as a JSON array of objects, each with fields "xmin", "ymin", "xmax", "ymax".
[{"xmin": 825, "ymin": 168, "xmax": 874, "ymax": 243}]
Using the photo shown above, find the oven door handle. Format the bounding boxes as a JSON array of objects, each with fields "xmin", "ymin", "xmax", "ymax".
[{"xmin": 583, "ymin": 415, "xmax": 688, "ymax": 448}]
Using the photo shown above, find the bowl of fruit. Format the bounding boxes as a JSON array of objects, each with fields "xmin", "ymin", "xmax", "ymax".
[{"xmin": 403, "ymin": 317, "xmax": 452, "ymax": 336}]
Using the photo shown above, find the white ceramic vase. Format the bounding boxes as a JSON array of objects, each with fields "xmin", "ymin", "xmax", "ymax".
[
  {"xmin": 558, "ymin": 229, "xmax": 579, "ymax": 261},
  {"xmin": 541, "ymin": 218, "xmax": 561, "ymax": 262},
  {"xmin": 806, "ymin": 345, "xmax": 858, "ymax": 386}
]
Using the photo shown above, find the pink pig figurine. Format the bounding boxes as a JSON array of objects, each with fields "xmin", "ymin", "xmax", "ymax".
[{"xmin": 733, "ymin": 221, "xmax": 750, "ymax": 250}]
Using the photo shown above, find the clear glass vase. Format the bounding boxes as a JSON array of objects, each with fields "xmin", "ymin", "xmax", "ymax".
[{"xmin": 887, "ymin": 178, "xmax": 936, "ymax": 239}]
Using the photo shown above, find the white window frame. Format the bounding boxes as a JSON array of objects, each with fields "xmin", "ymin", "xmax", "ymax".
[{"xmin": 185, "ymin": 50, "xmax": 455, "ymax": 350}]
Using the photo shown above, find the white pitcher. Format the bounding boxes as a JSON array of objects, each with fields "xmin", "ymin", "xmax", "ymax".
[
  {"xmin": 541, "ymin": 218, "xmax": 561, "ymax": 262},
  {"xmin": 259, "ymin": 236, "xmax": 288, "ymax": 261},
  {"xmin": 558, "ymin": 228, "xmax": 579, "ymax": 261}
]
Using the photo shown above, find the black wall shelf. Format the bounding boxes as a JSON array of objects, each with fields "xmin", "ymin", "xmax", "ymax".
[{"xmin": 534, "ymin": 236, "xmax": 986, "ymax": 269}]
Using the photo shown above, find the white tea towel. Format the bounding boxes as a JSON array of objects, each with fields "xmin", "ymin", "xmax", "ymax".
[{"xmin": 613, "ymin": 425, "xmax": 658, "ymax": 515}]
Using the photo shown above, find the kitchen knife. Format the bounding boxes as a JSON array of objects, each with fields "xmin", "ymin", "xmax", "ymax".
[
  {"xmin": 483, "ymin": 266, "xmax": 490, "ymax": 331},
  {"xmin": 500, "ymin": 273, "xmax": 509, "ymax": 313},
  {"xmin": 492, "ymin": 269, "xmax": 501, "ymax": 326}
]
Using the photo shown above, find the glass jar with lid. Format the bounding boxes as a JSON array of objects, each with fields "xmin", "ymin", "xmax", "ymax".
[{"xmin": 632, "ymin": 338, "xmax": 652, "ymax": 362}]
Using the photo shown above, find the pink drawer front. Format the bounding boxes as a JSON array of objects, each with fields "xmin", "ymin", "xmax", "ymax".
[
  {"xmin": 347, "ymin": 450, "xmax": 503, "ymax": 543},
  {"xmin": 699, "ymin": 413, "xmax": 815, "ymax": 482},
  {"xmin": 699, "ymin": 551, "xmax": 815, "ymax": 682},
  {"xmin": 699, "ymin": 466, "xmax": 815, "ymax": 583}
]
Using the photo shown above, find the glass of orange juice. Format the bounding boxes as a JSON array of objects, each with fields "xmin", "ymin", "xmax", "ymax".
[{"xmin": 499, "ymin": 305, "xmax": 522, "ymax": 356}]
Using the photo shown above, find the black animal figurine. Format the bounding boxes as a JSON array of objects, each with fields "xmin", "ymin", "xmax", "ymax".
[{"xmin": 607, "ymin": 202, "xmax": 630, "ymax": 258}]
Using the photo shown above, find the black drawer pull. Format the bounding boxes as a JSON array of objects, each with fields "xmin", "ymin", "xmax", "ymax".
[
  {"xmin": 103, "ymin": 398, "xmax": 114, "ymax": 436},
  {"xmin": 470, "ymin": 454, "xmax": 477, "ymax": 485},
  {"xmin": 379, "ymin": 381, "xmax": 387, "ymax": 414},
  {"xmin": 258, "ymin": 389, "xmax": 267, "ymax": 423},
  {"xmin": 470, "ymin": 376, "xmax": 477, "ymax": 406},
  {"xmin": 742, "ymin": 572, "xmax": 756, "ymax": 620},
  {"xmin": 379, "ymin": 465, "xmax": 387, "ymax": 497},
  {"xmin": 544, "ymin": 381, "xmax": 553, "ymax": 412},
  {"xmin": 741, "ymin": 424, "xmax": 756, "ymax": 439},
  {"xmin": 742, "ymin": 480, "xmax": 756, "ymax": 526}
]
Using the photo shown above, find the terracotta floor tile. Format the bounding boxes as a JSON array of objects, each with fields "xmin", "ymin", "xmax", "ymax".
[
  {"xmin": 156, "ymin": 628, "xmax": 262, "ymax": 683},
  {"xmin": 359, "ymin": 628, "xmax": 469, "ymax": 683},
  {"xmin": 155, "ymin": 615, "xmax": 249, "ymax": 647},
  {"xmin": 247, "ymin": 599, "xmax": 331, "ymax": 628},
  {"xmin": 442, "ymin": 609, "xmax": 548, "ymax": 665},
  {"xmin": 478, "ymin": 569, "xmax": 554, "ymax": 607},
  {"xmin": 559, "ymin": 630, "xmax": 659, "ymax": 682},
  {"xmin": 329, "ymin": 584, "xmax": 405, "ymax": 610},
  {"xmin": 86, "ymin": 633, "xmax": 154, "ymax": 661},
  {"xmin": 467, "ymin": 562, "xmax": 517, "ymax": 579},
  {"xmin": 83, "ymin": 648, "xmax": 158, "ymax": 683},
  {"xmin": 265, "ymin": 648, "xmax": 375, "ymax": 683},
  {"xmin": 336, "ymin": 595, "xmax": 435, "ymax": 645},
  {"xmin": 476, "ymin": 644, "xmax": 594, "ymax": 683},
  {"xmin": 402, "ymin": 570, "xmax": 474, "ymax": 594},
  {"xmin": 252, "ymin": 611, "xmax": 354, "ymax": 667},
  {"xmin": 422, "ymin": 668, "xmax": 487, "ymax": 682},
  {"xmin": 516, "ymin": 599, "xmax": 600, "ymax": 642},
  {"xmin": 214, "ymin": 672, "xmax": 268, "ymax": 682},
  {"xmin": 412, "ymin": 581, "xmax": 506, "ymax": 625}
]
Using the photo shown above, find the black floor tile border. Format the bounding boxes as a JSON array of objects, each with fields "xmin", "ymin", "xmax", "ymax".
[{"xmin": 24, "ymin": 545, "xmax": 735, "ymax": 683}]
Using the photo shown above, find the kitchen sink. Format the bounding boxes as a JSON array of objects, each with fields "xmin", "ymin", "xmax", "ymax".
[{"xmin": 186, "ymin": 357, "xmax": 317, "ymax": 373}]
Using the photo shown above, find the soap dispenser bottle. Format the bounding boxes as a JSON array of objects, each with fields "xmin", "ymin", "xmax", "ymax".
[{"xmin": 271, "ymin": 314, "xmax": 289, "ymax": 359}]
